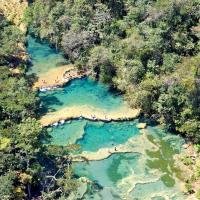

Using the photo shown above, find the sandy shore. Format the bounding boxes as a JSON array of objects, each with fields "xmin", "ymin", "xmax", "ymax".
[
  {"xmin": 40, "ymin": 105, "xmax": 140, "ymax": 127},
  {"xmin": 33, "ymin": 65, "xmax": 90, "ymax": 89},
  {"xmin": 71, "ymin": 130, "xmax": 158, "ymax": 162}
]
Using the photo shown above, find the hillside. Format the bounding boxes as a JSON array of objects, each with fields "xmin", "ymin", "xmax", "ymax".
[{"xmin": 0, "ymin": 0, "xmax": 28, "ymax": 32}]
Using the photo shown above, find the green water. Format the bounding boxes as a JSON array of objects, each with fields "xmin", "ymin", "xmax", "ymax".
[{"xmin": 28, "ymin": 37, "xmax": 186, "ymax": 200}]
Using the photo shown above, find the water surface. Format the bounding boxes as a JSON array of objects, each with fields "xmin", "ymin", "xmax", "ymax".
[
  {"xmin": 73, "ymin": 127, "xmax": 185, "ymax": 200},
  {"xmin": 40, "ymin": 78, "xmax": 127, "ymax": 113},
  {"xmin": 48, "ymin": 120, "xmax": 140, "ymax": 151},
  {"xmin": 27, "ymin": 36, "xmax": 68, "ymax": 76},
  {"xmin": 28, "ymin": 36, "xmax": 186, "ymax": 200}
]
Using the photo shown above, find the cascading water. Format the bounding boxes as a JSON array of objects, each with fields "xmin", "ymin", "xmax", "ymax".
[{"xmin": 27, "ymin": 36, "xmax": 186, "ymax": 200}]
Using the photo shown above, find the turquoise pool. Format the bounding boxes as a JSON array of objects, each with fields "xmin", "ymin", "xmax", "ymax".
[
  {"xmin": 73, "ymin": 127, "xmax": 185, "ymax": 200},
  {"xmin": 40, "ymin": 78, "xmax": 126, "ymax": 113},
  {"xmin": 28, "ymin": 36, "xmax": 186, "ymax": 200},
  {"xmin": 27, "ymin": 36, "xmax": 68, "ymax": 76},
  {"xmin": 48, "ymin": 120, "xmax": 140, "ymax": 152}
]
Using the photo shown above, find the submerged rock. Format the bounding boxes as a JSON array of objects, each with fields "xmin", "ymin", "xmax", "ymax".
[{"xmin": 47, "ymin": 127, "xmax": 53, "ymax": 132}]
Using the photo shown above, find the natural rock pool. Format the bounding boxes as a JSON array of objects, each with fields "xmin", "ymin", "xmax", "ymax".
[
  {"xmin": 39, "ymin": 77, "xmax": 128, "ymax": 113},
  {"xmin": 28, "ymin": 36, "xmax": 187, "ymax": 200}
]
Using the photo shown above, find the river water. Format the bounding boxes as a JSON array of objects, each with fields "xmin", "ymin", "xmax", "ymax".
[{"xmin": 28, "ymin": 36, "xmax": 187, "ymax": 200}]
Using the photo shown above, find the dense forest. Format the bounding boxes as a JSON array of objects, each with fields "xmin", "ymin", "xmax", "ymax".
[
  {"xmin": 0, "ymin": 0, "xmax": 200, "ymax": 199},
  {"xmin": 24, "ymin": 0, "xmax": 200, "ymax": 142}
]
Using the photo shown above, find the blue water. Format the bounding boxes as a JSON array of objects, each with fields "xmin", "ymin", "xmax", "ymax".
[
  {"xmin": 27, "ymin": 36, "xmax": 68, "ymax": 76},
  {"xmin": 40, "ymin": 78, "xmax": 126, "ymax": 112},
  {"xmin": 47, "ymin": 120, "xmax": 87, "ymax": 146},
  {"xmin": 73, "ymin": 127, "xmax": 186, "ymax": 200},
  {"xmin": 76, "ymin": 120, "xmax": 139, "ymax": 151},
  {"xmin": 75, "ymin": 153, "xmax": 142, "ymax": 187},
  {"xmin": 28, "ymin": 36, "xmax": 186, "ymax": 200},
  {"xmin": 48, "ymin": 120, "xmax": 140, "ymax": 152}
]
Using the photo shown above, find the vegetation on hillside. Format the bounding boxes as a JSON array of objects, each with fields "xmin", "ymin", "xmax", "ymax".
[
  {"xmin": 25, "ymin": 0, "xmax": 200, "ymax": 143},
  {"xmin": 1, "ymin": 0, "xmax": 200, "ymax": 198}
]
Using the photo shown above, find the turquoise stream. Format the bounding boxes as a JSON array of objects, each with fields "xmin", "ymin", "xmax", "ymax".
[
  {"xmin": 28, "ymin": 37, "xmax": 186, "ymax": 200},
  {"xmin": 27, "ymin": 36, "xmax": 68, "ymax": 76}
]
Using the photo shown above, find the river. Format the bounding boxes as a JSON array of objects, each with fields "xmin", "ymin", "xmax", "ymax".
[{"xmin": 27, "ymin": 36, "xmax": 187, "ymax": 200}]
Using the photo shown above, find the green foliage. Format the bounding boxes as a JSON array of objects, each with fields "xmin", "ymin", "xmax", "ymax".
[
  {"xmin": 62, "ymin": 30, "xmax": 96, "ymax": 61},
  {"xmin": 0, "ymin": 172, "xmax": 15, "ymax": 200},
  {"xmin": 196, "ymin": 189, "xmax": 200, "ymax": 199},
  {"xmin": 194, "ymin": 144, "xmax": 200, "ymax": 153},
  {"xmin": 88, "ymin": 46, "xmax": 115, "ymax": 83},
  {"xmin": 185, "ymin": 182, "xmax": 194, "ymax": 194},
  {"xmin": 128, "ymin": 76, "xmax": 162, "ymax": 113},
  {"xmin": 0, "ymin": 15, "xmax": 25, "ymax": 66},
  {"xmin": 57, "ymin": 169, "xmax": 77, "ymax": 195},
  {"xmin": 0, "ymin": 68, "xmax": 39, "ymax": 121},
  {"xmin": 17, "ymin": 118, "xmax": 42, "ymax": 154},
  {"xmin": 181, "ymin": 156, "xmax": 193, "ymax": 166}
]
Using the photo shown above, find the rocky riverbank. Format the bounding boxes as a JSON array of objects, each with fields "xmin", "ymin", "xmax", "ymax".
[{"xmin": 34, "ymin": 65, "xmax": 90, "ymax": 90}]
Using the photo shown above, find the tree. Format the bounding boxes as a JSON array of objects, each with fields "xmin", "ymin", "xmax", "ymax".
[
  {"xmin": 88, "ymin": 46, "xmax": 115, "ymax": 83},
  {"xmin": 0, "ymin": 172, "xmax": 15, "ymax": 200},
  {"xmin": 62, "ymin": 30, "xmax": 96, "ymax": 61},
  {"xmin": 0, "ymin": 75, "xmax": 39, "ymax": 121},
  {"xmin": 0, "ymin": 16, "xmax": 25, "ymax": 66}
]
